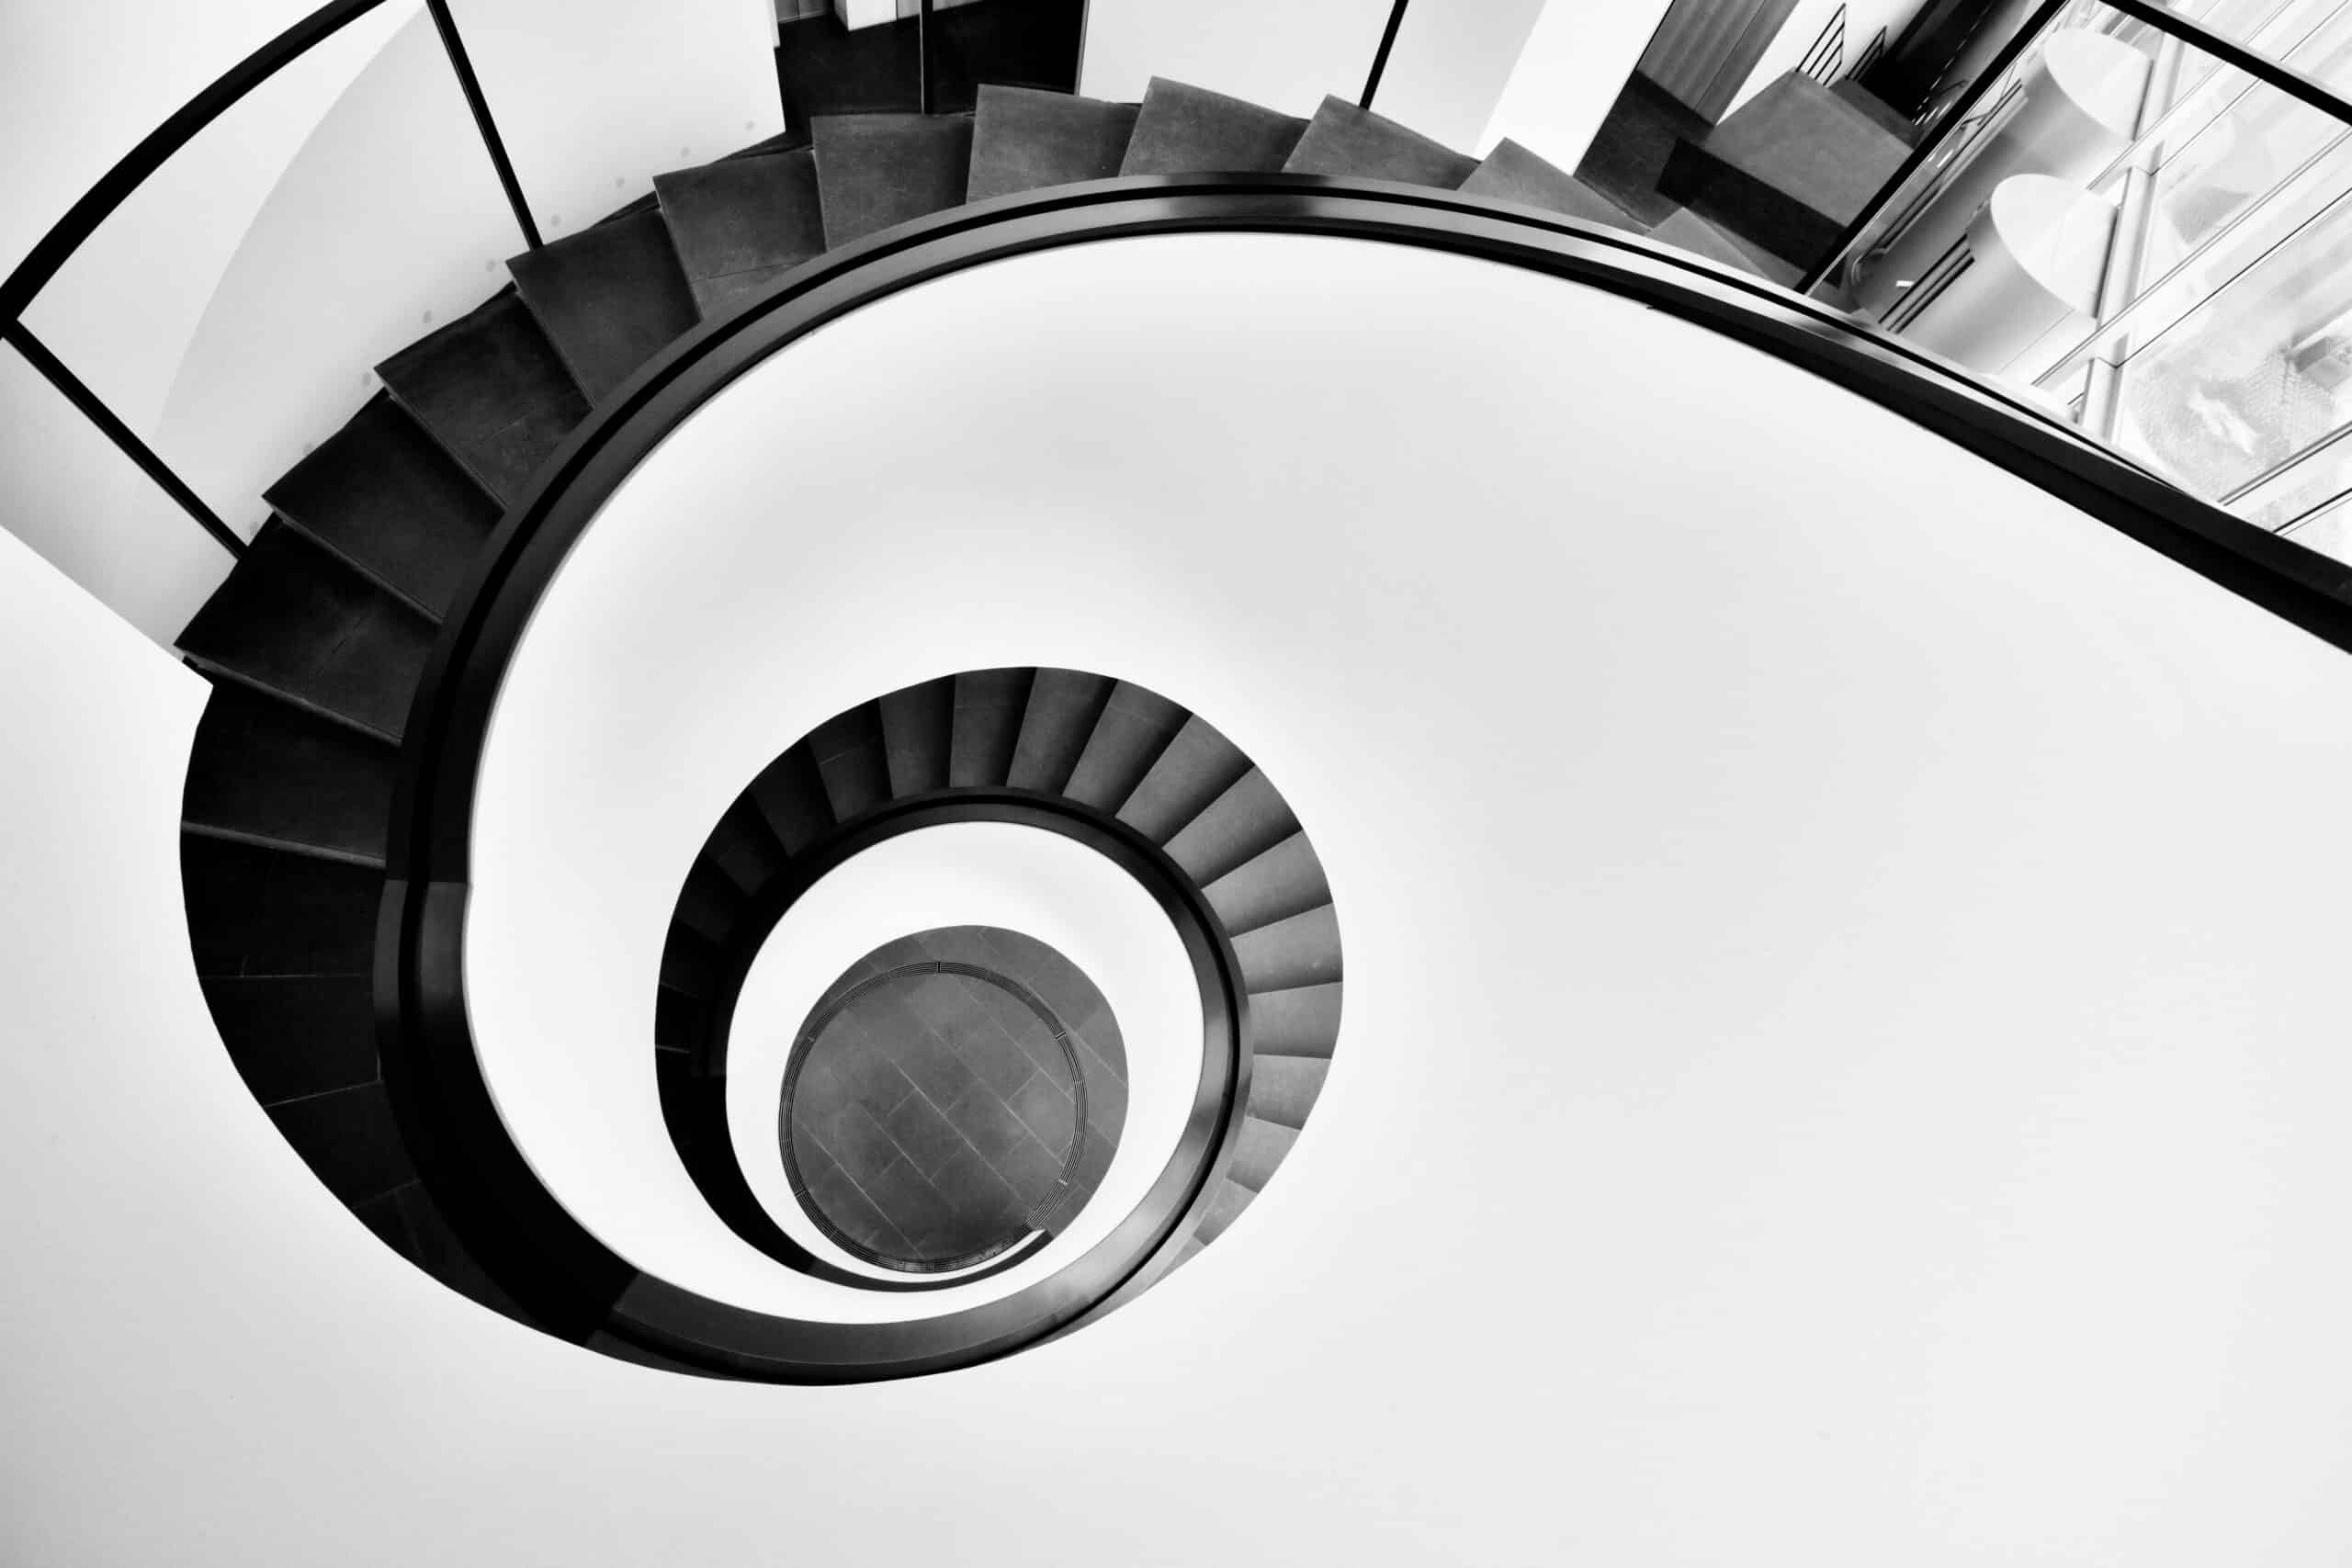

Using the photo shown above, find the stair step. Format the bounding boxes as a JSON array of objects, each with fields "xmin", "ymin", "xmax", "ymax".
[
  {"xmin": 1193, "ymin": 1176, "xmax": 1257, "ymax": 1246},
  {"xmin": 673, "ymin": 857, "xmax": 749, "ymax": 944},
  {"xmin": 1227, "ymin": 1114, "xmax": 1299, "ymax": 1192},
  {"xmin": 1120, "ymin": 78, "xmax": 1306, "ymax": 175},
  {"xmin": 1161, "ymin": 767, "xmax": 1297, "ymax": 885},
  {"xmin": 183, "ymin": 682, "xmax": 398, "ymax": 864},
  {"xmin": 811, "ymin": 113, "xmax": 974, "ymax": 248},
  {"xmin": 748, "ymin": 742, "xmax": 835, "ymax": 853},
  {"xmin": 707, "ymin": 796, "xmax": 790, "ymax": 897},
  {"xmin": 653, "ymin": 150, "xmax": 828, "ymax": 318},
  {"xmin": 879, "ymin": 675, "xmax": 955, "ymax": 796},
  {"xmin": 264, "ymin": 394, "xmax": 500, "ymax": 619},
  {"xmin": 948, "ymin": 667, "xmax": 1033, "ymax": 787},
  {"xmin": 1231, "ymin": 902, "xmax": 1341, "ymax": 993},
  {"xmin": 1006, "ymin": 668, "xmax": 1114, "ymax": 792},
  {"xmin": 1461, "ymin": 140, "xmax": 1641, "ymax": 229},
  {"xmin": 809, "ymin": 700, "xmax": 892, "ymax": 821},
  {"xmin": 176, "ymin": 521, "xmax": 434, "ymax": 742},
  {"xmin": 1249, "ymin": 981, "xmax": 1342, "ymax": 1059},
  {"xmin": 1062, "ymin": 681, "xmax": 1186, "ymax": 810},
  {"xmin": 197, "ymin": 974, "xmax": 378, "ymax": 1106},
  {"xmin": 266, "ymin": 1080, "xmax": 416, "ymax": 1208},
  {"xmin": 661, "ymin": 928, "xmax": 722, "ymax": 998},
  {"xmin": 1116, "ymin": 713, "xmax": 1249, "ymax": 842},
  {"xmin": 1651, "ymin": 209, "xmax": 1806, "ymax": 288},
  {"xmin": 375, "ymin": 288, "xmax": 590, "ymax": 505},
  {"xmin": 967, "ymin": 85, "xmax": 1139, "ymax": 202},
  {"xmin": 507, "ymin": 209, "xmax": 700, "ymax": 402},
  {"xmin": 384, "ymin": 1179, "xmax": 537, "ymax": 1324},
  {"xmin": 1657, "ymin": 71, "xmax": 1909, "ymax": 268},
  {"xmin": 1248, "ymin": 1055, "xmax": 1329, "ymax": 1131},
  {"xmin": 1283, "ymin": 96, "xmax": 1477, "ymax": 187},
  {"xmin": 1204, "ymin": 829, "xmax": 1330, "ymax": 935},
  {"xmin": 1831, "ymin": 79, "xmax": 1919, "ymax": 144},
  {"xmin": 181, "ymin": 833, "xmax": 379, "ymax": 978}
]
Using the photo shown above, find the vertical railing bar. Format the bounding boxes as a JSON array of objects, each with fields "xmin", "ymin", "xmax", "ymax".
[
  {"xmin": 3, "ymin": 319, "xmax": 247, "ymax": 560},
  {"xmin": 1360, "ymin": 0, "xmax": 1411, "ymax": 111},
  {"xmin": 424, "ymin": 0, "xmax": 543, "ymax": 250},
  {"xmin": 1797, "ymin": 0, "xmax": 2069, "ymax": 295},
  {"xmin": 919, "ymin": 0, "xmax": 935, "ymax": 116}
]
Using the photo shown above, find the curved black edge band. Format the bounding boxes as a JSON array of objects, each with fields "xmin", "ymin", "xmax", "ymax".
[
  {"xmin": 379, "ymin": 175, "xmax": 2352, "ymax": 1379},
  {"xmin": 674, "ymin": 792, "xmax": 1230, "ymax": 1294}
]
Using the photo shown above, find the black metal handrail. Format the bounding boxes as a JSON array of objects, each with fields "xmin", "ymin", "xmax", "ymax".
[
  {"xmin": 372, "ymin": 173, "xmax": 2352, "ymax": 1378},
  {"xmin": 0, "ymin": 0, "xmax": 538, "ymax": 559}
]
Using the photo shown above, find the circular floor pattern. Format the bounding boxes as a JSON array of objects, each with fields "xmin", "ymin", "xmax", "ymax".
[{"xmin": 780, "ymin": 926, "xmax": 1127, "ymax": 1272}]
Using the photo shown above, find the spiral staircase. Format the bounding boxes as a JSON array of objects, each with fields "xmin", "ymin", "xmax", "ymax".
[{"xmin": 176, "ymin": 73, "xmax": 1614, "ymax": 1365}]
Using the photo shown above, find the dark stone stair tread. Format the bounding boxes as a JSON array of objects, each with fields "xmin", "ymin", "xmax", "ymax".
[
  {"xmin": 967, "ymin": 85, "xmax": 1139, "ymax": 201},
  {"xmin": 1007, "ymin": 668, "xmax": 1114, "ymax": 792},
  {"xmin": 507, "ymin": 209, "xmax": 700, "ymax": 403},
  {"xmin": 266, "ymin": 1080, "xmax": 415, "ymax": 1208},
  {"xmin": 262, "ymin": 393, "xmax": 499, "ymax": 619},
  {"xmin": 183, "ymin": 682, "xmax": 398, "ymax": 863},
  {"xmin": 198, "ymin": 974, "xmax": 378, "ymax": 1106},
  {"xmin": 182, "ymin": 833, "xmax": 379, "ymax": 978},
  {"xmin": 1115, "ymin": 713, "xmax": 1249, "ymax": 842},
  {"xmin": 1249, "ymin": 981, "xmax": 1342, "ymax": 1059},
  {"xmin": 673, "ymin": 858, "xmax": 749, "ymax": 945},
  {"xmin": 948, "ymin": 667, "xmax": 1033, "ymax": 786},
  {"xmin": 1462, "ymin": 140, "xmax": 1642, "ymax": 229},
  {"xmin": 1651, "ymin": 209, "xmax": 1805, "ymax": 287},
  {"xmin": 812, "ymin": 113, "xmax": 974, "ymax": 248},
  {"xmin": 1204, "ymin": 830, "xmax": 1330, "ymax": 936},
  {"xmin": 1161, "ymin": 767, "xmax": 1298, "ymax": 885},
  {"xmin": 809, "ymin": 700, "xmax": 892, "ymax": 822},
  {"xmin": 1658, "ymin": 73, "xmax": 1909, "ymax": 265},
  {"xmin": 1282, "ymin": 96, "xmax": 1477, "ymax": 187},
  {"xmin": 175, "ymin": 521, "xmax": 434, "ymax": 741},
  {"xmin": 375, "ymin": 288, "xmax": 590, "ymax": 505},
  {"xmin": 1227, "ymin": 1114, "xmax": 1300, "ymax": 1192},
  {"xmin": 653, "ymin": 151, "xmax": 827, "ymax": 318},
  {"xmin": 1832, "ymin": 80, "xmax": 1919, "ymax": 144},
  {"xmin": 1248, "ymin": 1055, "xmax": 1329, "ymax": 1131},
  {"xmin": 1231, "ymin": 902, "xmax": 1341, "ymax": 993},
  {"xmin": 661, "ymin": 928, "xmax": 722, "ymax": 998},
  {"xmin": 879, "ymin": 675, "xmax": 955, "ymax": 796},
  {"xmin": 1120, "ymin": 78, "xmax": 1306, "ymax": 175},
  {"xmin": 707, "ymin": 797, "xmax": 790, "ymax": 897},
  {"xmin": 749, "ymin": 743, "xmax": 835, "ymax": 854},
  {"xmin": 1061, "ymin": 680, "xmax": 1187, "ymax": 810}
]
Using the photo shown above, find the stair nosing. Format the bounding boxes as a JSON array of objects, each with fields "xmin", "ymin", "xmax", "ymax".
[
  {"xmin": 179, "ymin": 820, "xmax": 389, "ymax": 872},
  {"xmin": 178, "ymin": 659, "xmax": 403, "ymax": 749},
  {"xmin": 264, "ymin": 513, "xmax": 449, "ymax": 626}
]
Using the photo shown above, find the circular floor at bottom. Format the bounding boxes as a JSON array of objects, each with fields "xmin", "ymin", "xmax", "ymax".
[{"xmin": 781, "ymin": 925, "xmax": 1126, "ymax": 1271}]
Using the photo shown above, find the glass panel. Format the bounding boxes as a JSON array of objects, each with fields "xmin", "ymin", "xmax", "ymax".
[
  {"xmin": 19, "ymin": 1, "xmax": 524, "ymax": 546},
  {"xmin": 2278, "ymin": 485, "xmax": 2352, "ymax": 559}
]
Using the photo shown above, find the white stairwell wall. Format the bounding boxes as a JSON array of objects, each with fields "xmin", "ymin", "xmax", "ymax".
[
  {"xmin": 1480, "ymin": 0, "xmax": 1692, "ymax": 170},
  {"xmin": 9, "ymin": 233, "xmax": 2351, "ymax": 1566},
  {"xmin": 0, "ymin": 0, "xmax": 785, "ymax": 649}
]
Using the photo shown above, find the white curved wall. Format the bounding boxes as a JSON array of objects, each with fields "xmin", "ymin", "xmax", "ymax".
[{"xmin": 10, "ymin": 231, "xmax": 2352, "ymax": 1564}]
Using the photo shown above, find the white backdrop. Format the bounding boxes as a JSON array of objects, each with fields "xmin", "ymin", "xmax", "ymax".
[{"xmin": 9, "ymin": 231, "xmax": 2352, "ymax": 1564}]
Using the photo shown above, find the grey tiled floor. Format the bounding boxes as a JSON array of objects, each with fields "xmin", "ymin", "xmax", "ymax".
[{"xmin": 784, "ymin": 925, "xmax": 1125, "ymax": 1269}]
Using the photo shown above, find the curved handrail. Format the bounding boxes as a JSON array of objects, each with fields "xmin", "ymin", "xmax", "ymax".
[
  {"xmin": 0, "ymin": 0, "xmax": 395, "ymax": 323},
  {"xmin": 377, "ymin": 175, "xmax": 2352, "ymax": 1378}
]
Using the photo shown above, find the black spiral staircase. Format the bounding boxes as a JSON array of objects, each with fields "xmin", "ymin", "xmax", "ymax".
[
  {"xmin": 656, "ymin": 667, "xmax": 1342, "ymax": 1281},
  {"xmin": 190, "ymin": 74, "xmax": 1629, "ymax": 1352}
]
